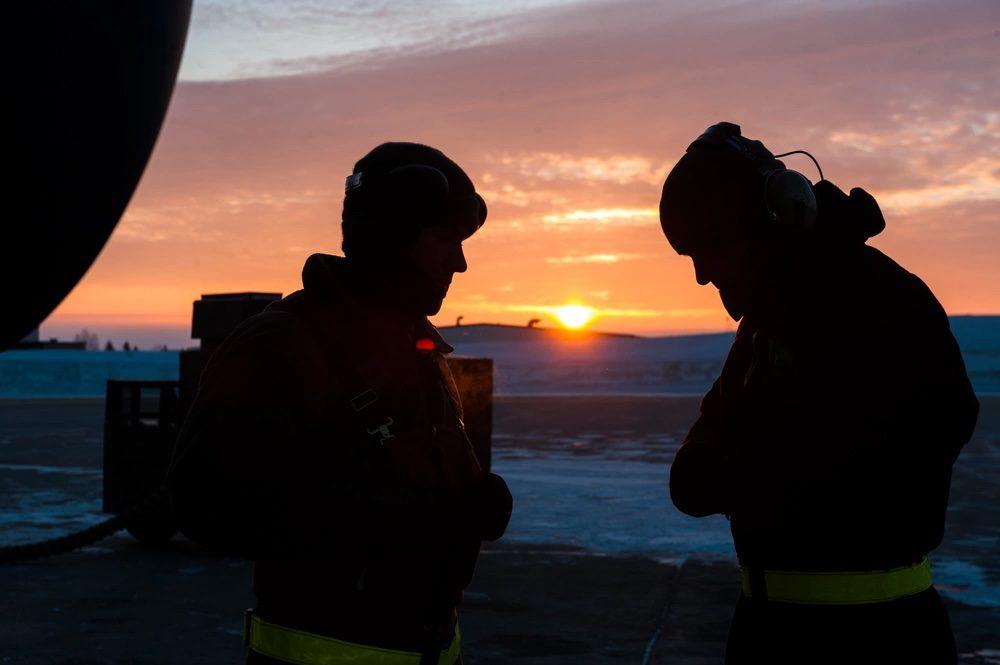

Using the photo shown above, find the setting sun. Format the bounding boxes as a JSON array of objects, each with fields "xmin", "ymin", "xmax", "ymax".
[{"xmin": 554, "ymin": 305, "xmax": 596, "ymax": 329}]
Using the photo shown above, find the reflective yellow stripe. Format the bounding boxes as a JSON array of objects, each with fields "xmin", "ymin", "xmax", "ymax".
[
  {"xmin": 247, "ymin": 614, "xmax": 461, "ymax": 665},
  {"xmin": 740, "ymin": 556, "xmax": 932, "ymax": 605}
]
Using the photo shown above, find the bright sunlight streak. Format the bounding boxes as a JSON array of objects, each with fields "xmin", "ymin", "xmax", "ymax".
[{"xmin": 554, "ymin": 304, "xmax": 596, "ymax": 329}]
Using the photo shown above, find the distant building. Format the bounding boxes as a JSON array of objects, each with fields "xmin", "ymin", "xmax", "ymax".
[{"xmin": 13, "ymin": 327, "xmax": 86, "ymax": 350}]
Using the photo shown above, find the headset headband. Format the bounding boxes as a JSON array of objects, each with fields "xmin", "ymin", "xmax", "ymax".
[
  {"xmin": 687, "ymin": 122, "xmax": 782, "ymax": 176},
  {"xmin": 345, "ymin": 163, "xmax": 450, "ymax": 196},
  {"xmin": 343, "ymin": 163, "xmax": 486, "ymax": 230},
  {"xmin": 686, "ymin": 122, "xmax": 819, "ymax": 231}
]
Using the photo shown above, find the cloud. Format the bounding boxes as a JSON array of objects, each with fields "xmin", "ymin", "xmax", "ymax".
[
  {"xmin": 546, "ymin": 253, "xmax": 646, "ymax": 265},
  {"xmin": 487, "ymin": 152, "xmax": 668, "ymax": 186},
  {"xmin": 452, "ymin": 301, "xmax": 662, "ymax": 319},
  {"xmin": 541, "ymin": 209, "xmax": 658, "ymax": 226},
  {"xmin": 875, "ymin": 162, "xmax": 1000, "ymax": 216},
  {"xmin": 183, "ymin": 0, "xmax": 591, "ymax": 81},
  {"xmin": 662, "ymin": 308, "xmax": 720, "ymax": 318},
  {"xmin": 826, "ymin": 110, "xmax": 1000, "ymax": 215},
  {"xmin": 115, "ymin": 189, "xmax": 327, "ymax": 242}
]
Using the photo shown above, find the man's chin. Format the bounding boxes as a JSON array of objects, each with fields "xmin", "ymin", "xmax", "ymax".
[
  {"xmin": 421, "ymin": 293, "xmax": 447, "ymax": 316},
  {"xmin": 720, "ymin": 291, "xmax": 745, "ymax": 321}
]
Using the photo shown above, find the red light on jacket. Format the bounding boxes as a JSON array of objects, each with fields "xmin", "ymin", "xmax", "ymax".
[{"xmin": 415, "ymin": 338, "xmax": 436, "ymax": 352}]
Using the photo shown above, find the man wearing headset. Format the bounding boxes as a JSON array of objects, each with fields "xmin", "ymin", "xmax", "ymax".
[
  {"xmin": 660, "ymin": 123, "xmax": 978, "ymax": 663},
  {"xmin": 168, "ymin": 142, "xmax": 512, "ymax": 665}
]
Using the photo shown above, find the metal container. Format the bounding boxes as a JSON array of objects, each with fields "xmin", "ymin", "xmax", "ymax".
[
  {"xmin": 447, "ymin": 357, "xmax": 493, "ymax": 472},
  {"xmin": 103, "ymin": 380, "xmax": 183, "ymax": 542}
]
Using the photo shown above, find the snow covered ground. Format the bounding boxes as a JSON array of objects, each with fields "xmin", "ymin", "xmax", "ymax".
[
  {"xmin": 0, "ymin": 350, "xmax": 178, "ymax": 398},
  {"xmin": 493, "ymin": 434, "xmax": 734, "ymax": 560},
  {"xmin": 0, "ymin": 395, "xmax": 998, "ymax": 619},
  {"xmin": 447, "ymin": 315, "xmax": 1000, "ymax": 395},
  {"xmin": 2, "ymin": 315, "xmax": 997, "ymax": 397},
  {"xmin": 486, "ymin": 397, "xmax": 1000, "ymax": 610}
]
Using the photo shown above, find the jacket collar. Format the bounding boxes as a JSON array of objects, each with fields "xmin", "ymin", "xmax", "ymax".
[{"xmin": 416, "ymin": 318, "xmax": 453, "ymax": 354}]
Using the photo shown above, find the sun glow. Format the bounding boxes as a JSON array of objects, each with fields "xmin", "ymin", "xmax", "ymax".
[{"xmin": 554, "ymin": 304, "xmax": 596, "ymax": 329}]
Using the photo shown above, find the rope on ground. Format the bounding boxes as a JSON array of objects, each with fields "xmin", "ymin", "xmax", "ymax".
[
  {"xmin": 641, "ymin": 562, "xmax": 683, "ymax": 665},
  {"xmin": 0, "ymin": 488, "xmax": 169, "ymax": 564}
]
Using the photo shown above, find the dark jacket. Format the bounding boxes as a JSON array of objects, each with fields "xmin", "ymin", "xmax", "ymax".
[
  {"xmin": 670, "ymin": 239, "xmax": 979, "ymax": 573},
  {"xmin": 168, "ymin": 254, "xmax": 511, "ymax": 651}
]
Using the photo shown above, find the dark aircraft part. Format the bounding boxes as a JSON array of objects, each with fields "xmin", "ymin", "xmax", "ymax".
[{"xmin": 2, "ymin": 1, "xmax": 193, "ymax": 350}]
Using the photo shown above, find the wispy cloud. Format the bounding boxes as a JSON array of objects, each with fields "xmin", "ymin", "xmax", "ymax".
[
  {"xmin": 541, "ymin": 209, "xmax": 657, "ymax": 226},
  {"xmin": 183, "ymin": 0, "xmax": 588, "ymax": 81},
  {"xmin": 116, "ymin": 189, "xmax": 325, "ymax": 242},
  {"xmin": 456, "ymin": 302, "xmax": 662, "ymax": 319},
  {"xmin": 875, "ymin": 162, "xmax": 1000, "ymax": 215},
  {"xmin": 546, "ymin": 253, "xmax": 646, "ymax": 265},
  {"xmin": 826, "ymin": 111, "xmax": 1000, "ymax": 216},
  {"xmin": 487, "ymin": 152, "xmax": 667, "ymax": 186}
]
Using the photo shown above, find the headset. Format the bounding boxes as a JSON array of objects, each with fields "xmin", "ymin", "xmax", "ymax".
[
  {"xmin": 346, "ymin": 164, "xmax": 450, "ymax": 212},
  {"xmin": 345, "ymin": 164, "xmax": 486, "ymax": 229},
  {"xmin": 687, "ymin": 122, "xmax": 823, "ymax": 233}
]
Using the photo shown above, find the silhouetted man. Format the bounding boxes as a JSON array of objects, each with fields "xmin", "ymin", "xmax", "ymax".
[
  {"xmin": 660, "ymin": 123, "xmax": 978, "ymax": 664},
  {"xmin": 168, "ymin": 143, "xmax": 512, "ymax": 665}
]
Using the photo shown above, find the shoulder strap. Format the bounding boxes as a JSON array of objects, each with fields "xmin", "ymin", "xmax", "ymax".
[{"xmin": 431, "ymin": 353, "xmax": 465, "ymax": 427}]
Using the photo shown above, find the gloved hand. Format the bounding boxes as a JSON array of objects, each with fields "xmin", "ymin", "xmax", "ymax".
[{"xmin": 465, "ymin": 472, "xmax": 512, "ymax": 542}]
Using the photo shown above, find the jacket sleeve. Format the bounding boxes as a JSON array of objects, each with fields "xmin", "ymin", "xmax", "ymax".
[
  {"xmin": 887, "ymin": 275, "xmax": 979, "ymax": 464},
  {"xmin": 669, "ymin": 328, "xmax": 754, "ymax": 518},
  {"xmin": 670, "ymin": 381, "xmax": 738, "ymax": 517},
  {"xmin": 168, "ymin": 310, "xmax": 363, "ymax": 559}
]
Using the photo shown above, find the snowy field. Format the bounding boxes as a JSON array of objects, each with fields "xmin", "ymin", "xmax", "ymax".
[
  {"xmin": 489, "ymin": 396, "xmax": 1000, "ymax": 612},
  {"xmin": 0, "ymin": 395, "xmax": 997, "ymax": 615},
  {"xmin": 0, "ymin": 349, "xmax": 177, "ymax": 398},
  {"xmin": 2, "ymin": 315, "xmax": 998, "ymax": 397}
]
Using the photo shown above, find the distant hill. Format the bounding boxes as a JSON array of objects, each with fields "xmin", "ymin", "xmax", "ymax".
[
  {"xmin": 438, "ymin": 323, "xmax": 638, "ymax": 343},
  {"xmin": 442, "ymin": 324, "xmax": 731, "ymax": 395},
  {"xmin": 442, "ymin": 317, "xmax": 1000, "ymax": 395}
]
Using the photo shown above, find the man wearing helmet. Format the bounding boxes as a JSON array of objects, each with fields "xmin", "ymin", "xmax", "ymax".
[
  {"xmin": 169, "ymin": 142, "xmax": 512, "ymax": 665},
  {"xmin": 660, "ymin": 123, "xmax": 978, "ymax": 663}
]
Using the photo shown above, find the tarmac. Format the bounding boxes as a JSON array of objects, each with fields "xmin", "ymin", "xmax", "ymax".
[{"xmin": 0, "ymin": 396, "xmax": 997, "ymax": 664}]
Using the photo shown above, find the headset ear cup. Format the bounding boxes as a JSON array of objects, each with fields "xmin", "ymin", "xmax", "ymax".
[
  {"xmin": 378, "ymin": 164, "xmax": 451, "ymax": 224},
  {"xmin": 765, "ymin": 170, "xmax": 818, "ymax": 232},
  {"xmin": 386, "ymin": 164, "xmax": 450, "ymax": 199},
  {"xmin": 475, "ymin": 193, "xmax": 487, "ymax": 225}
]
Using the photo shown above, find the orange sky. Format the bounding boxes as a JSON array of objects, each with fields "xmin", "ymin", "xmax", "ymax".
[{"xmin": 46, "ymin": 0, "xmax": 999, "ymax": 345}]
